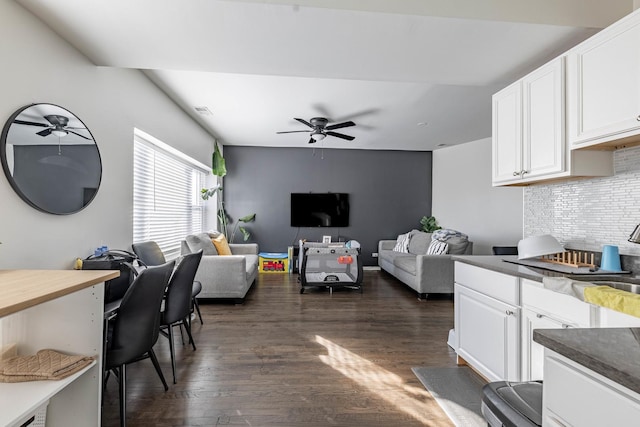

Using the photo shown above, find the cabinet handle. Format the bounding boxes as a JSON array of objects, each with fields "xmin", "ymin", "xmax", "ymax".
[
  {"xmin": 513, "ymin": 171, "xmax": 520, "ymax": 176},
  {"xmin": 521, "ymin": 170, "xmax": 529, "ymax": 176},
  {"xmin": 562, "ymin": 324, "xmax": 571, "ymax": 329},
  {"xmin": 637, "ymin": 115, "xmax": 640, "ymax": 121},
  {"xmin": 506, "ymin": 310, "xmax": 514, "ymax": 316},
  {"xmin": 536, "ymin": 313, "xmax": 544, "ymax": 318}
]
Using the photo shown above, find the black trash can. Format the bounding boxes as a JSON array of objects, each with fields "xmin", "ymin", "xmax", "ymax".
[{"xmin": 481, "ymin": 381, "xmax": 543, "ymax": 427}]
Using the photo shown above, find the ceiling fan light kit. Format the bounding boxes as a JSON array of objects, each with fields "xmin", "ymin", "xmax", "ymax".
[{"xmin": 277, "ymin": 116, "xmax": 355, "ymax": 144}]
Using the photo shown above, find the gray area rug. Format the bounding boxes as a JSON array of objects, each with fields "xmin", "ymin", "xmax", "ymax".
[{"xmin": 412, "ymin": 366, "xmax": 486, "ymax": 427}]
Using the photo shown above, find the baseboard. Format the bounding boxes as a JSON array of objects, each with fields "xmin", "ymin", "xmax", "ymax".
[{"xmin": 363, "ymin": 266, "xmax": 381, "ymax": 271}]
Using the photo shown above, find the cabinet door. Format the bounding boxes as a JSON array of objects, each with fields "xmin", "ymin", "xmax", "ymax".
[
  {"xmin": 522, "ymin": 57, "xmax": 565, "ymax": 178},
  {"xmin": 492, "ymin": 81, "xmax": 522, "ymax": 184},
  {"xmin": 567, "ymin": 12, "xmax": 640, "ymax": 147},
  {"xmin": 455, "ymin": 284, "xmax": 520, "ymax": 382},
  {"xmin": 521, "ymin": 307, "xmax": 568, "ymax": 382}
]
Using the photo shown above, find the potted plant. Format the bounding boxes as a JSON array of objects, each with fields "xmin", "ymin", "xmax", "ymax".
[
  {"xmin": 420, "ymin": 216, "xmax": 442, "ymax": 233},
  {"xmin": 201, "ymin": 142, "xmax": 256, "ymax": 242}
]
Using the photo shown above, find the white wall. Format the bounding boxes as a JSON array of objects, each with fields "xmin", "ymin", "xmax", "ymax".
[
  {"xmin": 0, "ymin": 2, "xmax": 216, "ymax": 269},
  {"xmin": 432, "ymin": 137, "xmax": 523, "ymax": 254}
]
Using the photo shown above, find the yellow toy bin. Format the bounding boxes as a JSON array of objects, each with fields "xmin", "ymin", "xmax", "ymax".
[{"xmin": 259, "ymin": 252, "xmax": 289, "ymax": 273}]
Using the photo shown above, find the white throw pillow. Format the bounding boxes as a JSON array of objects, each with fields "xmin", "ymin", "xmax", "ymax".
[
  {"xmin": 393, "ymin": 232, "xmax": 412, "ymax": 253},
  {"xmin": 426, "ymin": 240, "xmax": 449, "ymax": 255}
]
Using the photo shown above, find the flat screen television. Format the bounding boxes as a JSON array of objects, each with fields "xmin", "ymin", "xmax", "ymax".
[{"xmin": 290, "ymin": 193, "xmax": 349, "ymax": 227}]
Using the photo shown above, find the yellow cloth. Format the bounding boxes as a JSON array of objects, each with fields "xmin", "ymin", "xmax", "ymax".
[
  {"xmin": 584, "ymin": 286, "xmax": 640, "ymax": 318},
  {"xmin": 212, "ymin": 234, "xmax": 232, "ymax": 255}
]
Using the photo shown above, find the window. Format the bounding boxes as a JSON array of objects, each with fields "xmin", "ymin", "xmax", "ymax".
[{"xmin": 133, "ymin": 129, "xmax": 209, "ymax": 260}]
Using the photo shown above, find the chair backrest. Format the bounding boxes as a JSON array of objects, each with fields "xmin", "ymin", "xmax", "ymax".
[
  {"xmin": 162, "ymin": 250, "xmax": 203, "ymax": 325},
  {"xmin": 132, "ymin": 241, "xmax": 166, "ymax": 266},
  {"xmin": 107, "ymin": 260, "xmax": 175, "ymax": 368},
  {"xmin": 492, "ymin": 246, "xmax": 518, "ymax": 255}
]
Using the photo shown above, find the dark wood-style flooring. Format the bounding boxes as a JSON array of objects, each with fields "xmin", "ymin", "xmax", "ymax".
[{"xmin": 102, "ymin": 270, "xmax": 460, "ymax": 426}]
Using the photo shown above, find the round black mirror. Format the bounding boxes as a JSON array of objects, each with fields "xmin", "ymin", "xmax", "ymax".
[{"xmin": 1, "ymin": 103, "xmax": 101, "ymax": 215}]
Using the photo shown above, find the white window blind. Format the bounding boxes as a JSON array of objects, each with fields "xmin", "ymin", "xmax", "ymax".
[{"xmin": 133, "ymin": 133, "xmax": 208, "ymax": 260}]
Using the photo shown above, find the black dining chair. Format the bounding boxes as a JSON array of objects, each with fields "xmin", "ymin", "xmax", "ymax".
[
  {"xmin": 104, "ymin": 260, "xmax": 175, "ymax": 427},
  {"xmin": 160, "ymin": 250, "xmax": 203, "ymax": 383},
  {"xmin": 492, "ymin": 246, "xmax": 519, "ymax": 255},
  {"xmin": 132, "ymin": 241, "xmax": 204, "ymax": 325}
]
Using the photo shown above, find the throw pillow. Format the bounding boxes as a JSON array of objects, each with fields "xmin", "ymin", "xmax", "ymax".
[
  {"xmin": 426, "ymin": 240, "xmax": 449, "ymax": 255},
  {"xmin": 393, "ymin": 232, "xmax": 412, "ymax": 253},
  {"xmin": 185, "ymin": 232, "xmax": 218, "ymax": 255},
  {"xmin": 212, "ymin": 234, "xmax": 232, "ymax": 255},
  {"xmin": 408, "ymin": 231, "xmax": 432, "ymax": 255},
  {"xmin": 446, "ymin": 236, "xmax": 470, "ymax": 255}
]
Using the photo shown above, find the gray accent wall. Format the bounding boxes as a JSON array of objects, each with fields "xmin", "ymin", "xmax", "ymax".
[{"xmin": 223, "ymin": 146, "xmax": 433, "ymax": 266}]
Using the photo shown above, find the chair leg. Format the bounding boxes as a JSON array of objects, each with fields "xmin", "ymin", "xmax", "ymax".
[
  {"xmin": 168, "ymin": 324, "xmax": 177, "ymax": 384},
  {"xmin": 118, "ymin": 364, "xmax": 126, "ymax": 427},
  {"xmin": 193, "ymin": 297, "xmax": 203, "ymax": 325},
  {"xmin": 182, "ymin": 318, "xmax": 197, "ymax": 351},
  {"xmin": 148, "ymin": 348, "xmax": 169, "ymax": 391}
]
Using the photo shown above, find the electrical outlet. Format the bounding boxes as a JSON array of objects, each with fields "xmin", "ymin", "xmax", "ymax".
[{"xmin": 372, "ymin": 252, "xmax": 378, "ymax": 258}]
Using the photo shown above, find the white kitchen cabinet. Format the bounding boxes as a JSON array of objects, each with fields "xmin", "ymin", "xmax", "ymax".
[
  {"xmin": 0, "ymin": 270, "xmax": 117, "ymax": 427},
  {"xmin": 543, "ymin": 350, "xmax": 640, "ymax": 427},
  {"xmin": 567, "ymin": 9, "xmax": 640, "ymax": 149},
  {"xmin": 597, "ymin": 306, "xmax": 640, "ymax": 327},
  {"xmin": 520, "ymin": 279, "xmax": 595, "ymax": 381},
  {"xmin": 493, "ymin": 57, "xmax": 612, "ymax": 186}
]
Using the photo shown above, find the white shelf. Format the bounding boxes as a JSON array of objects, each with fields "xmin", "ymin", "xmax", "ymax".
[{"xmin": 0, "ymin": 362, "xmax": 96, "ymax": 427}]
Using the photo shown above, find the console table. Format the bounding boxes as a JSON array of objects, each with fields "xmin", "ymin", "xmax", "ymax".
[{"xmin": 0, "ymin": 269, "xmax": 118, "ymax": 427}]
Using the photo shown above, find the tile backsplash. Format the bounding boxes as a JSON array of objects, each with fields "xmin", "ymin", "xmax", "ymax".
[{"xmin": 524, "ymin": 145, "xmax": 640, "ymax": 256}]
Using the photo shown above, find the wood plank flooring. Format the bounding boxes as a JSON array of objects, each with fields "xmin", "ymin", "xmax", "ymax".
[{"xmin": 102, "ymin": 270, "xmax": 459, "ymax": 427}]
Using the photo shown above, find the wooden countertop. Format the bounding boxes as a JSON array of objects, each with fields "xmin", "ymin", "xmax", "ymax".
[{"xmin": 0, "ymin": 270, "xmax": 119, "ymax": 317}]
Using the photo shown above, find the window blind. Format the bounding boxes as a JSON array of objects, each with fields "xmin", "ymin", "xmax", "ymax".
[{"xmin": 133, "ymin": 135, "xmax": 207, "ymax": 260}]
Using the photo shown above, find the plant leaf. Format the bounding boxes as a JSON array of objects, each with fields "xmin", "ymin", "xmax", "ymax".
[
  {"xmin": 239, "ymin": 226, "xmax": 251, "ymax": 241},
  {"xmin": 211, "ymin": 142, "xmax": 227, "ymax": 177},
  {"xmin": 239, "ymin": 213, "xmax": 256, "ymax": 223}
]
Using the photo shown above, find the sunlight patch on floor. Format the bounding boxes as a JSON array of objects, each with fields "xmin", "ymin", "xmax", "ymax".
[{"xmin": 315, "ymin": 335, "xmax": 437, "ymax": 425}]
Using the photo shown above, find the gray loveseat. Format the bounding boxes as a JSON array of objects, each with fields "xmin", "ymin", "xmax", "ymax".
[
  {"xmin": 378, "ymin": 230, "xmax": 473, "ymax": 299},
  {"xmin": 181, "ymin": 232, "xmax": 259, "ymax": 302}
]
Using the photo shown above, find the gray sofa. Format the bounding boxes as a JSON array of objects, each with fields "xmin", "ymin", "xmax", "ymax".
[
  {"xmin": 181, "ymin": 232, "xmax": 259, "ymax": 302},
  {"xmin": 378, "ymin": 230, "xmax": 473, "ymax": 299}
]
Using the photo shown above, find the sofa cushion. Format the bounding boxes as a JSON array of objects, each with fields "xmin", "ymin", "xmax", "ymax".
[
  {"xmin": 185, "ymin": 233, "xmax": 218, "ymax": 255},
  {"xmin": 408, "ymin": 231, "xmax": 433, "ymax": 255},
  {"xmin": 212, "ymin": 234, "xmax": 232, "ymax": 255},
  {"xmin": 426, "ymin": 240, "xmax": 449, "ymax": 255},
  {"xmin": 393, "ymin": 255, "xmax": 417, "ymax": 275},
  {"xmin": 393, "ymin": 232, "xmax": 412, "ymax": 253},
  {"xmin": 445, "ymin": 236, "xmax": 469, "ymax": 255}
]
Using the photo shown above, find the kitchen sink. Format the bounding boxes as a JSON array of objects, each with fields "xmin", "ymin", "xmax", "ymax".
[{"xmin": 567, "ymin": 276, "xmax": 640, "ymax": 294}]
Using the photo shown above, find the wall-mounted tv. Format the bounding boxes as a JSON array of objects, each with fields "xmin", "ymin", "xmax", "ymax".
[{"xmin": 290, "ymin": 193, "xmax": 349, "ymax": 227}]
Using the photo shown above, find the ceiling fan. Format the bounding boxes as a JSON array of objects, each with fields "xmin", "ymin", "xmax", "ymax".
[
  {"xmin": 14, "ymin": 114, "xmax": 90, "ymax": 140},
  {"xmin": 277, "ymin": 117, "xmax": 355, "ymax": 144}
]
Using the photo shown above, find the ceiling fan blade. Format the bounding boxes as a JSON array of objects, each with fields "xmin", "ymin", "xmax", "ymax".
[
  {"xmin": 36, "ymin": 128, "xmax": 53, "ymax": 137},
  {"xmin": 326, "ymin": 131, "xmax": 355, "ymax": 141},
  {"xmin": 14, "ymin": 119, "xmax": 50, "ymax": 128},
  {"xmin": 325, "ymin": 121, "xmax": 355, "ymax": 131},
  {"xmin": 276, "ymin": 130, "xmax": 311, "ymax": 134},
  {"xmin": 294, "ymin": 118, "xmax": 313, "ymax": 128},
  {"xmin": 45, "ymin": 115, "xmax": 68, "ymax": 127},
  {"xmin": 68, "ymin": 130, "xmax": 91, "ymax": 140},
  {"xmin": 308, "ymin": 137, "xmax": 315, "ymax": 144}
]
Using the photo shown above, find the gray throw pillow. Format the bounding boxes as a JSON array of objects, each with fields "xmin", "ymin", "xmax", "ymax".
[
  {"xmin": 446, "ymin": 236, "xmax": 469, "ymax": 255},
  {"xmin": 185, "ymin": 232, "xmax": 218, "ymax": 255},
  {"xmin": 408, "ymin": 231, "xmax": 432, "ymax": 255}
]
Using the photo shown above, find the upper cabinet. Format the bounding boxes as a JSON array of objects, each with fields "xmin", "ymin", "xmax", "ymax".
[
  {"xmin": 567, "ymin": 10, "xmax": 640, "ymax": 149},
  {"xmin": 492, "ymin": 58, "xmax": 612, "ymax": 186}
]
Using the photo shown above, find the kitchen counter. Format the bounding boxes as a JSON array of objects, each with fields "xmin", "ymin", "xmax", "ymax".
[
  {"xmin": 452, "ymin": 255, "xmax": 566, "ymax": 282},
  {"xmin": 534, "ymin": 327, "xmax": 640, "ymax": 395}
]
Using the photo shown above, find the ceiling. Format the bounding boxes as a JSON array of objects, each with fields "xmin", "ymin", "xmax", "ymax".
[{"xmin": 16, "ymin": 0, "xmax": 635, "ymax": 151}]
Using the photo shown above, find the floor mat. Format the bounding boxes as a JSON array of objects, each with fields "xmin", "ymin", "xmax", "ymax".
[{"xmin": 412, "ymin": 366, "xmax": 486, "ymax": 427}]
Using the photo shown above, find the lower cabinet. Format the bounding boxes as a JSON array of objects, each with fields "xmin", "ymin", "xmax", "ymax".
[
  {"xmin": 455, "ymin": 284, "xmax": 520, "ymax": 382},
  {"xmin": 521, "ymin": 307, "xmax": 570, "ymax": 381},
  {"xmin": 543, "ymin": 351, "xmax": 640, "ymax": 426}
]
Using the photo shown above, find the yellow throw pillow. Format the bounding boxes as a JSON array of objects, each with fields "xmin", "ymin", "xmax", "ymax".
[{"xmin": 212, "ymin": 234, "xmax": 232, "ymax": 255}]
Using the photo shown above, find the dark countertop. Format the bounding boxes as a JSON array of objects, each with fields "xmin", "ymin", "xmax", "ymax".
[{"xmin": 534, "ymin": 328, "xmax": 640, "ymax": 395}]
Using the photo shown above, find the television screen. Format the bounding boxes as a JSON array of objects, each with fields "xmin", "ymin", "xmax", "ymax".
[{"xmin": 290, "ymin": 193, "xmax": 349, "ymax": 227}]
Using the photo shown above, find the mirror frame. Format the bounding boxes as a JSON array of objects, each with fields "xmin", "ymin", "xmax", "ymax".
[{"xmin": 0, "ymin": 103, "xmax": 102, "ymax": 215}]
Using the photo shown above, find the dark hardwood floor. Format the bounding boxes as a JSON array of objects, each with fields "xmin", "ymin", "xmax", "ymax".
[{"xmin": 102, "ymin": 270, "xmax": 460, "ymax": 427}]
